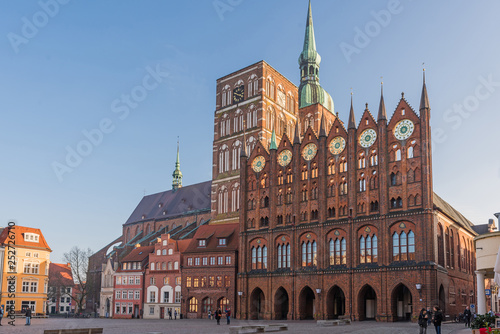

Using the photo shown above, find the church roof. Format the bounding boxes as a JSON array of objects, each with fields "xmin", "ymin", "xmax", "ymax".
[
  {"xmin": 433, "ymin": 193, "xmax": 476, "ymax": 234},
  {"xmin": 124, "ymin": 181, "xmax": 211, "ymax": 226}
]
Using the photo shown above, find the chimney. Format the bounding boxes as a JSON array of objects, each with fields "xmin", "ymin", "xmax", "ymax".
[
  {"xmin": 67, "ymin": 263, "xmax": 71, "ymax": 267},
  {"xmin": 493, "ymin": 212, "xmax": 500, "ymax": 231}
]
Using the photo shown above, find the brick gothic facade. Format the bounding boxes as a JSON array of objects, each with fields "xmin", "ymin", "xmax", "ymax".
[{"xmin": 236, "ymin": 2, "xmax": 476, "ymax": 322}]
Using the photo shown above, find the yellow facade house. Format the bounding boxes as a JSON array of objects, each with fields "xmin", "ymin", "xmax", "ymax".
[{"xmin": 0, "ymin": 225, "xmax": 51, "ymax": 315}]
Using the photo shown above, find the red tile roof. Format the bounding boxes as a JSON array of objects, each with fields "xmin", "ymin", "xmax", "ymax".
[
  {"xmin": 121, "ymin": 245, "xmax": 154, "ymax": 262},
  {"xmin": 0, "ymin": 225, "xmax": 51, "ymax": 251},
  {"xmin": 49, "ymin": 263, "xmax": 74, "ymax": 286},
  {"xmin": 184, "ymin": 223, "xmax": 239, "ymax": 254}
]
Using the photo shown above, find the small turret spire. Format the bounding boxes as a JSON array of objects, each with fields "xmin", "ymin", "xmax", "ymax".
[
  {"xmin": 377, "ymin": 80, "xmax": 387, "ymax": 121},
  {"xmin": 172, "ymin": 138, "xmax": 183, "ymax": 191},
  {"xmin": 319, "ymin": 111, "xmax": 327, "ymax": 137},
  {"xmin": 293, "ymin": 120, "xmax": 301, "ymax": 145},
  {"xmin": 240, "ymin": 120, "xmax": 247, "ymax": 157},
  {"xmin": 420, "ymin": 68, "xmax": 430, "ymax": 110},
  {"xmin": 348, "ymin": 93, "xmax": 356, "ymax": 129},
  {"xmin": 269, "ymin": 128, "xmax": 278, "ymax": 150}
]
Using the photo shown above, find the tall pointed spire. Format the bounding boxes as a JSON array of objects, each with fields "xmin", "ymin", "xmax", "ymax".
[
  {"xmin": 319, "ymin": 111, "xmax": 327, "ymax": 137},
  {"xmin": 377, "ymin": 81, "xmax": 387, "ymax": 121},
  {"xmin": 298, "ymin": 1, "xmax": 334, "ymax": 113},
  {"xmin": 293, "ymin": 120, "xmax": 301, "ymax": 145},
  {"xmin": 348, "ymin": 94, "xmax": 356, "ymax": 129},
  {"xmin": 172, "ymin": 138, "xmax": 183, "ymax": 191},
  {"xmin": 420, "ymin": 69, "xmax": 430, "ymax": 110},
  {"xmin": 301, "ymin": 0, "xmax": 317, "ymax": 60},
  {"xmin": 269, "ymin": 128, "xmax": 278, "ymax": 150}
]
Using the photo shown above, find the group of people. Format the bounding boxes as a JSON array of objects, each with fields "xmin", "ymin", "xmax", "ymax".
[
  {"xmin": 418, "ymin": 305, "xmax": 474, "ymax": 334},
  {"xmin": 167, "ymin": 309, "xmax": 178, "ymax": 320},
  {"xmin": 418, "ymin": 306, "xmax": 442, "ymax": 334},
  {"xmin": 208, "ymin": 308, "xmax": 231, "ymax": 325}
]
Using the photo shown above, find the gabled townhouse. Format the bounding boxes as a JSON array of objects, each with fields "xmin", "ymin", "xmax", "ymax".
[
  {"xmin": 181, "ymin": 223, "xmax": 239, "ymax": 318},
  {"xmin": 112, "ymin": 245, "xmax": 154, "ymax": 318},
  {"xmin": 143, "ymin": 234, "xmax": 190, "ymax": 319}
]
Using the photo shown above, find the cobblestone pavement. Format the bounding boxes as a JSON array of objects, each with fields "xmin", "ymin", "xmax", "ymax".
[{"xmin": 1, "ymin": 318, "xmax": 474, "ymax": 334}]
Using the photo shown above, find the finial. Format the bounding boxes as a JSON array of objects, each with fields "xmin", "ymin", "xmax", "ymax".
[
  {"xmin": 422, "ymin": 63, "xmax": 426, "ymax": 84},
  {"xmin": 365, "ymin": 103, "xmax": 368, "ymax": 110},
  {"xmin": 350, "ymin": 87, "xmax": 353, "ymax": 96},
  {"xmin": 401, "ymin": 92, "xmax": 405, "ymax": 98}
]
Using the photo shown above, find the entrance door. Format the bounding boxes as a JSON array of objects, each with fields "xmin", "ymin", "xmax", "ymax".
[
  {"xmin": 250, "ymin": 288, "xmax": 265, "ymax": 320},
  {"xmin": 134, "ymin": 305, "xmax": 139, "ymax": 318},
  {"xmin": 160, "ymin": 307, "xmax": 165, "ymax": 319}
]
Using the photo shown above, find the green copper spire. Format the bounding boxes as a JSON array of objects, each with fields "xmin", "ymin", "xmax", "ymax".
[
  {"xmin": 298, "ymin": 1, "xmax": 334, "ymax": 114},
  {"xmin": 298, "ymin": 0, "xmax": 320, "ymax": 67},
  {"xmin": 269, "ymin": 128, "xmax": 278, "ymax": 150},
  {"xmin": 172, "ymin": 139, "xmax": 182, "ymax": 191}
]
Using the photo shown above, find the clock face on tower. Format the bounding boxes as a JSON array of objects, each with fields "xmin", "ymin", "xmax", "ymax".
[
  {"xmin": 277, "ymin": 149, "xmax": 292, "ymax": 167},
  {"xmin": 301, "ymin": 143, "xmax": 317, "ymax": 161},
  {"xmin": 233, "ymin": 85, "xmax": 244, "ymax": 103},
  {"xmin": 359, "ymin": 129, "xmax": 377, "ymax": 148},
  {"xmin": 329, "ymin": 136, "xmax": 346, "ymax": 155},
  {"xmin": 393, "ymin": 119, "xmax": 415, "ymax": 140},
  {"xmin": 251, "ymin": 156, "xmax": 266, "ymax": 173}
]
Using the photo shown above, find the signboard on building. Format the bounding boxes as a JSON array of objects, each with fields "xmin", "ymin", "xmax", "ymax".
[{"xmin": 485, "ymin": 289, "xmax": 491, "ymax": 296}]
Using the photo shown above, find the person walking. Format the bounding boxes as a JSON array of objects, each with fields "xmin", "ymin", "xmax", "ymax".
[
  {"xmin": 215, "ymin": 308, "xmax": 221, "ymax": 325},
  {"xmin": 418, "ymin": 308, "xmax": 428, "ymax": 334},
  {"xmin": 25, "ymin": 307, "xmax": 32, "ymax": 326},
  {"xmin": 168, "ymin": 309, "xmax": 172, "ymax": 320},
  {"xmin": 0, "ymin": 305, "xmax": 4, "ymax": 325},
  {"xmin": 208, "ymin": 310, "xmax": 212, "ymax": 320},
  {"xmin": 174, "ymin": 309, "xmax": 177, "ymax": 320},
  {"xmin": 225, "ymin": 308, "xmax": 231, "ymax": 325},
  {"xmin": 427, "ymin": 307, "xmax": 432, "ymax": 326},
  {"xmin": 432, "ymin": 306, "xmax": 443, "ymax": 334},
  {"xmin": 463, "ymin": 306, "xmax": 472, "ymax": 327}
]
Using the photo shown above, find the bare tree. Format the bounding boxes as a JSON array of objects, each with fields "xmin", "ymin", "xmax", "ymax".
[{"xmin": 63, "ymin": 246, "xmax": 94, "ymax": 313}]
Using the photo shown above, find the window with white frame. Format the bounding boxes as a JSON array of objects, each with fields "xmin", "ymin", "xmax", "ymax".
[
  {"xmin": 135, "ymin": 290, "xmax": 140, "ymax": 300},
  {"xmin": 24, "ymin": 233, "xmax": 39, "ymax": 242}
]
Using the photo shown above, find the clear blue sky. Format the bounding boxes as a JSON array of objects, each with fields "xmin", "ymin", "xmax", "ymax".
[{"xmin": 1, "ymin": 0, "xmax": 499, "ymax": 262}]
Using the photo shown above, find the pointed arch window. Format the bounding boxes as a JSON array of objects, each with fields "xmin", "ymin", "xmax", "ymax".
[
  {"xmin": 360, "ymin": 233, "xmax": 378, "ymax": 264},
  {"xmin": 301, "ymin": 240, "xmax": 317, "ymax": 267}
]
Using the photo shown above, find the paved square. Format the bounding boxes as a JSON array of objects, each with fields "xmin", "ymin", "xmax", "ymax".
[{"xmin": 1, "ymin": 318, "xmax": 472, "ymax": 334}]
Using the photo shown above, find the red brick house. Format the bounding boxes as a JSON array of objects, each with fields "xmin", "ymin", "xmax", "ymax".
[
  {"xmin": 181, "ymin": 223, "xmax": 239, "ymax": 318},
  {"xmin": 112, "ymin": 245, "xmax": 154, "ymax": 318}
]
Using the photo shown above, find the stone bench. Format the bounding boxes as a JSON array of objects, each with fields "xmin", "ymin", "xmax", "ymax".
[
  {"xmin": 317, "ymin": 319, "xmax": 351, "ymax": 326},
  {"xmin": 44, "ymin": 329, "xmax": 103, "ymax": 334},
  {"xmin": 229, "ymin": 323, "xmax": 288, "ymax": 334}
]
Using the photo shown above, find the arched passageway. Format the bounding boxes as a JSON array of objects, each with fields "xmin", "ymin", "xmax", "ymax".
[
  {"xmin": 299, "ymin": 286, "xmax": 315, "ymax": 320},
  {"xmin": 326, "ymin": 286, "xmax": 345, "ymax": 319},
  {"xmin": 274, "ymin": 287, "xmax": 289, "ymax": 320},
  {"xmin": 358, "ymin": 285, "xmax": 377, "ymax": 321}
]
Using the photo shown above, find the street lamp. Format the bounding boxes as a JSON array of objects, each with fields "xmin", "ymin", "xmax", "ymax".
[
  {"xmin": 416, "ymin": 284, "xmax": 423, "ymax": 302},
  {"xmin": 316, "ymin": 288, "xmax": 322, "ymax": 294}
]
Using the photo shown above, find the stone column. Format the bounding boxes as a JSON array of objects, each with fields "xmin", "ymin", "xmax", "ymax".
[{"xmin": 476, "ymin": 270, "xmax": 486, "ymax": 314}]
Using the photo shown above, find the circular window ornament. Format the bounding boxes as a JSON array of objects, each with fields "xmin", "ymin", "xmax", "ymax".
[
  {"xmin": 277, "ymin": 150, "xmax": 292, "ymax": 167},
  {"xmin": 359, "ymin": 129, "xmax": 377, "ymax": 148},
  {"xmin": 393, "ymin": 119, "xmax": 415, "ymax": 141},
  {"xmin": 302, "ymin": 143, "xmax": 318, "ymax": 161},
  {"xmin": 251, "ymin": 156, "xmax": 266, "ymax": 173},
  {"xmin": 329, "ymin": 136, "xmax": 346, "ymax": 155}
]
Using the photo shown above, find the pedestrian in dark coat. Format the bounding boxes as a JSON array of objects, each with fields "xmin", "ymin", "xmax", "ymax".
[
  {"xmin": 463, "ymin": 306, "xmax": 472, "ymax": 327},
  {"xmin": 418, "ymin": 308, "xmax": 428, "ymax": 334},
  {"xmin": 25, "ymin": 307, "xmax": 32, "ymax": 326},
  {"xmin": 215, "ymin": 308, "xmax": 221, "ymax": 325},
  {"xmin": 432, "ymin": 306, "xmax": 443, "ymax": 334}
]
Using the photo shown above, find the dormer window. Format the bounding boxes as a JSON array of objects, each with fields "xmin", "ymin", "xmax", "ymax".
[
  {"xmin": 24, "ymin": 233, "xmax": 39, "ymax": 242},
  {"xmin": 218, "ymin": 238, "xmax": 227, "ymax": 246},
  {"xmin": 198, "ymin": 240, "xmax": 206, "ymax": 247}
]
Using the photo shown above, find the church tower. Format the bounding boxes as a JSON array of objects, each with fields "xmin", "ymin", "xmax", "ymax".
[{"xmin": 172, "ymin": 140, "xmax": 182, "ymax": 191}]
